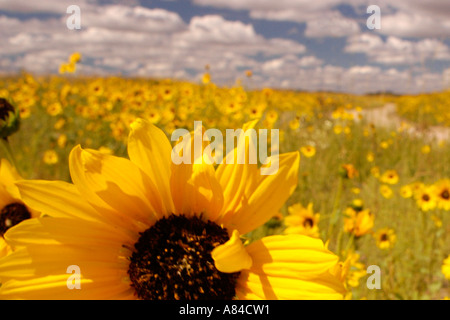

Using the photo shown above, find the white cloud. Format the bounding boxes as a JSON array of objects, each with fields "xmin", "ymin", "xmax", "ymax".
[
  {"xmin": 82, "ymin": 6, "xmax": 187, "ymax": 33},
  {"xmin": 194, "ymin": 0, "xmax": 359, "ymax": 38},
  {"xmin": 298, "ymin": 55, "xmax": 324, "ymax": 67},
  {"xmin": 194, "ymin": 0, "xmax": 450, "ymax": 38},
  {"xmin": 173, "ymin": 15, "xmax": 305, "ymax": 56},
  {"xmin": 181, "ymin": 15, "xmax": 257, "ymax": 44},
  {"xmin": 0, "ymin": 0, "xmax": 93, "ymax": 13},
  {"xmin": 348, "ymin": 65, "xmax": 381, "ymax": 75},
  {"xmin": 0, "ymin": 7, "xmax": 307, "ymax": 83},
  {"xmin": 1, "ymin": 1, "xmax": 449, "ymax": 94},
  {"xmin": 345, "ymin": 34, "xmax": 450, "ymax": 65},
  {"xmin": 304, "ymin": 15, "xmax": 360, "ymax": 38},
  {"xmin": 373, "ymin": 0, "xmax": 450, "ymax": 38}
]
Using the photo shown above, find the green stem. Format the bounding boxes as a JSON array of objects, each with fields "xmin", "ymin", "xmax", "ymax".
[
  {"xmin": 327, "ymin": 176, "xmax": 344, "ymax": 240},
  {"xmin": 336, "ymin": 229, "xmax": 344, "ymax": 258},
  {"xmin": 344, "ymin": 233, "xmax": 355, "ymax": 255}
]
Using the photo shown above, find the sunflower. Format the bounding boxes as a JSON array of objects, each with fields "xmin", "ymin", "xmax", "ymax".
[
  {"xmin": 337, "ymin": 250, "xmax": 366, "ymax": 289},
  {"xmin": 300, "ymin": 145, "xmax": 316, "ymax": 158},
  {"xmin": 434, "ymin": 179, "xmax": 450, "ymax": 211},
  {"xmin": 289, "ymin": 118, "xmax": 300, "ymax": 130},
  {"xmin": 265, "ymin": 109, "xmax": 278, "ymax": 125},
  {"xmin": 379, "ymin": 184, "xmax": 394, "ymax": 199},
  {"xmin": 42, "ymin": 150, "xmax": 59, "ymax": 165},
  {"xmin": 366, "ymin": 152, "xmax": 374, "ymax": 163},
  {"xmin": 0, "ymin": 159, "xmax": 38, "ymax": 257},
  {"xmin": 379, "ymin": 170, "xmax": 399, "ymax": 185},
  {"xmin": 343, "ymin": 208, "xmax": 374, "ymax": 237},
  {"xmin": 399, "ymin": 184, "xmax": 413, "ymax": 199},
  {"xmin": 0, "ymin": 119, "xmax": 346, "ymax": 300},
  {"xmin": 350, "ymin": 198, "xmax": 364, "ymax": 212},
  {"xmin": 414, "ymin": 185, "xmax": 437, "ymax": 212},
  {"xmin": 339, "ymin": 164, "xmax": 358, "ymax": 180},
  {"xmin": 442, "ymin": 255, "xmax": 450, "ymax": 280},
  {"xmin": 69, "ymin": 52, "xmax": 82, "ymax": 64},
  {"xmin": 284, "ymin": 203, "xmax": 320, "ymax": 238},
  {"xmin": 201, "ymin": 72, "xmax": 211, "ymax": 85},
  {"xmin": 373, "ymin": 228, "xmax": 396, "ymax": 250}
]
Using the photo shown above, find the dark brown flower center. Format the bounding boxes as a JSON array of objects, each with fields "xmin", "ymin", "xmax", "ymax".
[
  {"xmin": 127, "ymin": 214, "xmax": 240, "ymax": 300},
  {"xmin": 380, "ymin": 233, "xmax": 388, "ymax": 242},
  {"xmin": 422, "ymin": 194, "xmax": 430, "ymax": 202},
  {"xmin": 0, "ymin": 98, "xmax": 14, "ymax": 121},
  {"xmin": 303, "ymin": 218, "xmax": 314, "ymax": 228},
  {"xmin": 440, "ymin": 189, "xmax": 450, "ymax": 200},
  {"xmin": 0, "ymin": 202, "xmax": 31, "ymax": 237}
]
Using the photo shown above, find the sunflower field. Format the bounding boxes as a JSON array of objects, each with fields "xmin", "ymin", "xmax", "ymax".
[{"xmin": 0, "ymin": 57, "xmax": 449, "ymax": 300}]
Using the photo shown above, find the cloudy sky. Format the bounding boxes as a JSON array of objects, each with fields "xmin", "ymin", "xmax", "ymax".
[{"xmin": 1, "ymin": 0, "xmax": 450, "ymax": 94}]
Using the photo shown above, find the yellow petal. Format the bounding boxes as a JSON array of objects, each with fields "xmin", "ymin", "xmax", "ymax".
[
  {"xmin": 0, "ymin": 158, "xmax": 22, "ymax": 200},
  {"xmin": 4, "ymin": 217, "xmax": 130, "ymax": 249},
  {"xmin": 69, "ymin": 145, "xmax": 159, "ymax": 234},
  {"xmin": 227, "ymin": 151, "xmax": 300, "ymax": 235},
  {"xmin": 0, "ymin": 158, "xmax": 22, "ymax": 184},
  {"xmin": 128, "ymin": 118, "xmax": 175, "ymax": 215},
  {"xmin": 216, "ymin": 120, "xmax": 259, "ymax": 223},
  {"xmin": 237, "ymin": 270, "xmax": 346, "ymax": 300},
  {"xmin": 0, "ymin": 184, "xmax": 15, "ymax": 209},
  {"xmin": 211, "ymin": 229, "xmax": 252, "ymax": 273},
  {"xmin": 170, "ymin": 126, "xmax": 224, "ymax": 220},
  {"xmin": 0, "ymin": 276, "xmax": 134, "ymax": 300},
  {"xmin": 0, "ymin": 237, "xmax": 12, "ymax": 258},
  {"xmin": 15, "ymin": 180, "xmax": 103, "ymax": 222},
  {"xmin": 236, "ymin": 234, "xmax": 346, "ymax": 300},
  {"xmin": 0, "ymin": 247, "xmax": 132, "ymax": 299}
]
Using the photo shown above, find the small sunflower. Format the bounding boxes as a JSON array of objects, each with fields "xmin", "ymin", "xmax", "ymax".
[
  {"xmin": 336, "ymin": 250, "xmax": 366, "ymax": 289},
  {"xmin": 442, "ymin": 255, "xmax": 450, "ymax": 280},
  {"xmin": 379, "ymin": 184, "xmax": 394, "ymax": 199},
  {"xmin": 0, "ymin": 119, "xmax": 346, "ymax": 300},
  {"xmin": 373, "ymin": 228, "xmax": 396, "ymax": 250},
  {"xmin": 289, "ymin": 118, "xmax": 300, "ymax": 130},
  {"xmin": 339, "ymin": 164, "xmax": 358, "ymax": 180},
  {"xmin": 343, "ymin": 208, "xmax": 374, "ymax": 237},
  {"xmin": 69, "ymin": 52, "xmax": 82, "ymax": 64},
  {"xmin": 0, "ymin": 159, "xmax": 38, "ymax": 257},
  {"xmin": 379, "ymin": 170, "xmax": 399, "ymax": 185},
  {"xmin": 201, "ymin": 72, "xmax": 211, "ymax": 85},
  {"xmin": 46, "ymin": 102, "xmax": 63, "ymax": 117},
  {"xmin": 265, "ymin": 109, "xmax": 278, "ymax": 124},
  {"xmin": 42, "ymin": 150, "xmax": 59, "ymax": 165},
  {"xmin": 421, "ymin": 145, "xmax": 431, "ymax": 154},
  {"xmin": 284, "ymin": 203, "xmax": 320, "ymax": 238},
  {"xmin": 414, "ymin": 185, "xmax": 437, "ymax": 212},
  {"xmin": 434, "ymin": 179, "xmax": 450, "ymax": 211},
  {"xmin": 300, "ymin": 145, "xmax": 316, "ymax": 158},
  {"xmin": 350, "ymin": 198, "xmax": 364, "ymax": 211},
  {"xmin": 399, "ymin": 184, "xmax": 413, "ymax": 199}
]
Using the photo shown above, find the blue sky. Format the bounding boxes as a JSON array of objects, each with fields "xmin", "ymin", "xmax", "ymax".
[{"xmin": 1, "ymin": 0, "xmax": 449, "ymax": 94}]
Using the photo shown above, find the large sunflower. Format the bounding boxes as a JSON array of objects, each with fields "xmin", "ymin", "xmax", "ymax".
[{"xmin": 0, "ymin": 119, "xmax": 346, "ymax": 300}]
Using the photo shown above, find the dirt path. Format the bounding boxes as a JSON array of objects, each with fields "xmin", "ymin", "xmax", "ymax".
[{"xmin": 349, "ymin": 103, "xmax": 450, "ymax": 142}]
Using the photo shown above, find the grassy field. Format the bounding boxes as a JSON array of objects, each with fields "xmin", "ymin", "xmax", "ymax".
[{"xmin": 1, "ymin": 72, "xmax": 449, "ymax": 300}]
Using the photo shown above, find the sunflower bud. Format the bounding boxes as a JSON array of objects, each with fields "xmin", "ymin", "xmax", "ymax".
[
  {"xmin": 339, "ymin": 164, "xmax": 358, "ymax": 180},
  {"xmin": 0, "ymin": 98, "xmax": 20, "ymax": 139}
]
